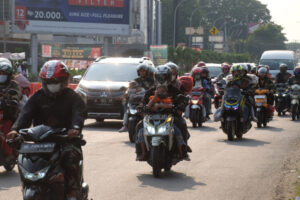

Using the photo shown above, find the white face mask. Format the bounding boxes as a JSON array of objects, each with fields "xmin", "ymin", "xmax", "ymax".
[
  {"xmin": 47, "ymin": 83, "xmax": 61, "ymax": 93},
  {"xmin": 0, "ymin": 75, "xmax": 8, "ymax": 83},
  {"xmin": 172, "ymin": 75, "xmax": 177, "ymax": 81}
]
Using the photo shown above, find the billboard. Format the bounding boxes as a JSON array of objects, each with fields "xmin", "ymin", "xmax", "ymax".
[
  {"xmin": 42, "ymin": 44, "xmax": 102, "ymax": 59},
  {"xmin": 13, "ymin": 0, "xmax": 130, "ymax": 35},
  {"xmin": 150, "ymin": 45, "xmax": 168, "ymax": 66}
]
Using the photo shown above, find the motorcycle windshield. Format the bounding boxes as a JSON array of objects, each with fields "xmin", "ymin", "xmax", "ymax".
[
  {"xmin": 20, "ymin": 125, "xmax": 66, "ymax": 142},
  {"xmin": 224, "ymin": 87, "xmax": 241, "ymax": 102}
]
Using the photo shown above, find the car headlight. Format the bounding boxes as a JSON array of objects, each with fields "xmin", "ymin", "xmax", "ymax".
[
  {"xmin": 129, "ymin": 108, "xmax": 138, "ymax": 115},
  {"xmin": 20, "ymin": 166, "xmax": 50, "ymax": 181},
  {"xmin": 191, "ymin": 100, "xmax": 198, "ymax": 105}
]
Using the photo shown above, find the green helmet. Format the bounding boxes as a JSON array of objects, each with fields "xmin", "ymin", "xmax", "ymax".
[{"xmin": 230, "ymin": 64, "xmax": 243, "ymax": 80}]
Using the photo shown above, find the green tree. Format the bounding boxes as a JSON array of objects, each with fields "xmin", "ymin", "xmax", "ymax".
[{"xmin": 246, "ymin": 23, "xmax": 287, "ymax": 60}]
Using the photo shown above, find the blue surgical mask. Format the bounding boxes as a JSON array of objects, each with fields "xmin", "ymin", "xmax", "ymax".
[{"xmin": 0, "ymin": 75, "xmax": 8, "ymax": 83}]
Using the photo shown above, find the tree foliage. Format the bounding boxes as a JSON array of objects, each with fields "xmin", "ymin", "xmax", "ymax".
[{"xmin": 246, "ymin": 23, "xmax": 287, "ymax": 60}]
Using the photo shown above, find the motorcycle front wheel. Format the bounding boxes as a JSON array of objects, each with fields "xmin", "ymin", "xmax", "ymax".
[
  {"xmin": 128, "ymin": 120, "xmax": 136, "ymax": 143},
  {"xmin": 151, "ymin": 146, "xmax": 162, "ymax": 178},
  {"xmin": 226, "ymin": 121, "xmax": 235, "ymax": 141}
]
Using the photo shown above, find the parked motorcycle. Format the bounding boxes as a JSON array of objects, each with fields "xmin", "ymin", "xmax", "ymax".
[
  {"xmin": 9, "ymin": 125, "xmax": 89, "ymax": 200},
  {"xmin": 290, "ymin": 84, "xmax": 300, "ymax": 121},
  {"xmin": 214, "ymin": 79, "xmax": 226, "ymax": 109},
  {"xmin": 127, "ymin": 90, "xmax": 145, "ymax": 143},
  {"xmin": 189, "ymin": 87, "xmax": 206, "ymax": 128},
  {"xmin": 0, "ymin": 90, "xmax": 19, "ymax": 171},
  {"xmin": 221, "ymin": 87, "xmax": 251, "ymax": 141},
  {"xmin": 275, "ymin": 83, "xmax": 289, "ymax": 116},
  {"xmin": 254, "ymin": 88, "xmax": 272, "ymax": 128}
]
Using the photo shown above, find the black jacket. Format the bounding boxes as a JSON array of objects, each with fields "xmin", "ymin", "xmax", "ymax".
[
  {"xmin": 275, "ymin": 72, "xmax": 292, "ymax": 84},
  {"xmin": 11, "ymin": 88, "xmax": 86, "ymax": 131},
  {"xmin": 134, "ymin": 77, "xmax": 154, "ymax": 90}
]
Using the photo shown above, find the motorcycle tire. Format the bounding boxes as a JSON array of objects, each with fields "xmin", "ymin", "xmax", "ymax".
[
  {"xmin": 278, "ymin": 111, "xmax": 281, "ymax": 116},
  {"xmin": 291, "ymin": 105, "xmax": 297, "ymax": 121},
  {"xmin": 96, "ymin": 118, "xmax": 104, "ymax": 123},
  {"xmin": 190, "ymin": 110, "xmax": 198, "ymax": 128},
  {"xmin": 198, "ymin": 121, "xmax": 202, "ymax": 127},
  {"xmin": 4, "ymin": 162, "xmax": 15, "ymax": 171},
  {"xmin": 128, "ymin": 120, "xmax": 136, "ymax": 143},
  {"xmin": 151, "ymin": 146, "xmax": 162, "ymax": 178},
  {"xmin": 226, "ymin": 121, "xmax": 235, "ymax": 141},
  {"xmin": 263, "ymin": 122, "xmax": 267, "ymax": 127}
]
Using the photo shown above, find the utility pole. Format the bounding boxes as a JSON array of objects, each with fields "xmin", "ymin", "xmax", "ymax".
[{"xmin": 173, "ymin": 0, "xmax": 188, "ymax": 47}]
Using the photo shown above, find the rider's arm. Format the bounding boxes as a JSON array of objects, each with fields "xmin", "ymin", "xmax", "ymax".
[
  {"xmin": 71, "ymin": 92, "xmax": 86, "ymax": 130},
  {"xmin": 10, "ymin": 90, "xmax": 38, "ymax": 131}
]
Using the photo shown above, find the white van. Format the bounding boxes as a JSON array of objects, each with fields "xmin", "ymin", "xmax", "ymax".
[{"xmin": 259, "ymin": 50, "xmax": 295, "ymax": 78}]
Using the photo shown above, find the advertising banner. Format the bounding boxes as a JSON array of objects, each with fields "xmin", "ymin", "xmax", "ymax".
[
  {"xmin": 42, "ymin": 44, "xmax": 102, "ymax": 59},
  {"xmin": 13, "ymin": 0, "xmax": 130, "ymax": 35},
  {"xmin": 150, "ymin": 45, "xmax": 168, "ymax": 66}
]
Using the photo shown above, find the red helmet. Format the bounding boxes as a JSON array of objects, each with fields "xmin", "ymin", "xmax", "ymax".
[
  {"xmin": 192, "ymin": 67, "xmax": 203, "ymax": 76},
  {"xmin": 221, "ymin": 62, "xmax": 231, "ymax": 70},
  {"xmin": 39, "ymin": 60, "xmax": 69, "ymax": 95},
  {"xmin": 197, "ymin": 61, "xmax": 206, "ymax": 67},
  {"xmin": 39, "ymin": 60, "xmax": 69, "ymax": 79}
]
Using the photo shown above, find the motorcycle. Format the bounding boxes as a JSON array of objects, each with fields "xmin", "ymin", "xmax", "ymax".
[
  {"xmin": 275, "ymin": 83, "xmax": 289, "ymax": 116},
  {"xmin": 254, "ymin": 88, "xmax": 272, "ymax": 128},
  {"xmin": 9, "ymin": 125, "xmax": 89, "ymax": 200},
  {"xmin": 143, "ymin": 112, "xmax": 182, "ymax": 178},
  {"xmin": 214, "ymin": 79, "xmax": 226, "ymax": 109},
  {"xmin": 127, "ymin": 89, "xmax": 145, "ymax": 143},
  {"xmin": 0, "ymin": 90, "xmax": 19, "ymax": 171},
  {"xmin": 290, "ymin": 84, "xmax": 300, "ymax": 121},
  {"xmin": 221, "ymin": 87, "xmax": 251, "ymax": 141},
  {"xmin": 189, "ymin": 87, "xmax": 206, "ymax": 128}
]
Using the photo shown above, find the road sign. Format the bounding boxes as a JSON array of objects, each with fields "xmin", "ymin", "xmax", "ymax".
[
  {"xmin": 209, "ymin": 26, "xmax": 219, "ymax": 36},
  {"xmin": 209, "ymin": 36, "xmax": 223, "ymax": 42},
  {"xmin": 185, "ymin": 27, "xmax": 204, "ymax": 35}
]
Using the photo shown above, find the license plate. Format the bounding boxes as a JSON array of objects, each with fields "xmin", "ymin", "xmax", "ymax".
[
  {"xmin": 20, "ymin": 143, "xmax": 56, "ymax": 154},
  {"xmin": 255, "ymin": 95, "xmax": 266, "ymax": 99}
]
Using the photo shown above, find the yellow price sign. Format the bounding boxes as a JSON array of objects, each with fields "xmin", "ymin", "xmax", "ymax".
[{"xmin": 209, "ymin": 26, "xmax": 219, "ymax": 36}]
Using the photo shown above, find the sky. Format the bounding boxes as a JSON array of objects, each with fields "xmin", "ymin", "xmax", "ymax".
[{"xmin": 259, "ymin": 0, "xmax": 300, "ymax": 43}]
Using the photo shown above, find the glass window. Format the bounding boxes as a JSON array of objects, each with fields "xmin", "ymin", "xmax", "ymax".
[
  {"xmin": 84, "ymin": 62, "xmax": 138, "ymax": 82},
  {"xmin": 207, "ymin": 67, "xmax": 222, "ymax": 78},
  {"xmin": 260, "ymin": 59, "xmax": 294, "ymax": 70}
]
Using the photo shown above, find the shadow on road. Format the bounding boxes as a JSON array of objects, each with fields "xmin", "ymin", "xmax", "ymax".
[
  {"xmin": 254, "ymin": 126, "xmax": 284, "ymax": 132},
  {"xmin": 84, "ymin": 121, "xmax": 122, "ymax": 133},
  {"xmin": 218, "ymin": 138, "xmax": 270, "ymax": 147},
  {"xmin": 0, "ymin": 170, "xmax": 20, "ymax": 190},
  {"xmin": 137, "ymin": 171, "xmax": 206, "ymax": 191},
  {"xmin": 196, "ymin": 125, "xmax": 218, "ymax": 132},
  {"xmin": 124, "ymin": 141, "xmax": 135, "ymax": 148}
]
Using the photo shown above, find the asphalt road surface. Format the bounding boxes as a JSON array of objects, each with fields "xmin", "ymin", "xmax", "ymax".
[{"xmin": 0, "ymin": 115, "xmax": 299, "ymax": 200}]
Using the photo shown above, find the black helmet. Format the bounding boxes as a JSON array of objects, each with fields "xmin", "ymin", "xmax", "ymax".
[
  {"xmin": 165, "ymin": 62, "xmax": 179, "ymax": 81},
  {"xmin": 136, "ymin": 64, "xmax": 149, "ymax": 76},
  {"xmin": 154, "ymin": 65, "xmax": 172, "ymax": 86},
  {"xmin": 0, "ymin": 58, "xmax": 14, "ymax": 84},
  {"xmin": 280, "ymin": 63, "xmax": 288, "ymax": 73}
]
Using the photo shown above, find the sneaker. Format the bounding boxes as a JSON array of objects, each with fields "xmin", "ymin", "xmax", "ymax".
[{"xmin": 118, "ymin": 126, "xmax": 128, "ymax": 132}]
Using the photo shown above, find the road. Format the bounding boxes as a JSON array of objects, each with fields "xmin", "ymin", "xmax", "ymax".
[{"xmin": 0, "ymin": 115, "xmax": 299, "ymax": 200}]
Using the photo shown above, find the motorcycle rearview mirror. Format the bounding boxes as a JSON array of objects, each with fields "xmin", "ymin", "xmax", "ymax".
[{"xmin": 73, "ymin": 75, "xmax": 82, "ymax": 83}]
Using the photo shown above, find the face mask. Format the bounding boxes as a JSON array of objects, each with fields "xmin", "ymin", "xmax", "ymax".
[
  {"xmin": 195, "ymin": 74, "xmax": 201, "ymax": 80},
  {"xmin": 157, "ymin": 93, "xmax": 167, "ymax": 99},
  {"xmin": 0, "ymin": 75, "xmax": 8, "ymax": 83},
  {"xmin": 172, "ymin": 75, "xmax": 177, "ymax": 81},
  {"xmin": 47, "ymin": 83, "xmax": 61, "ymax": 94}
]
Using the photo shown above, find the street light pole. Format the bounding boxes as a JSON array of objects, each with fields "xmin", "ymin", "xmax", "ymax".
[
  {"xmin": 188, "ymin": 7, "xmax": 199, "ymax": 47},
  {"xmin": 172, "ymin": 0, "xmax": 188, "ymax": 47}
]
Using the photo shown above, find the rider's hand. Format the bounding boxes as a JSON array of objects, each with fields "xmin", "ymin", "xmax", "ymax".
[
  {"xmin": 67, "ymin": 129, "xmax": 80, "ymax": 138},
  {"xmin": 7, "ymin": 130, "xmax": 18, "ymax": 140}
]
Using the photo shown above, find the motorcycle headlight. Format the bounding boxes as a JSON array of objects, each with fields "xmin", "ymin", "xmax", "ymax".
[
  {"xmin": 20, "ymin": 166, "xmax": 50, "ymax": 181},
  {"xmin": 275, "ymin": 94, "xmax": 279, "ymax": 97},
  {"xmin": 282, "ymin": 94, "xmax": 286, "ymax": 97},
  {"xmin": 129, "ymin": 108, "xmax": 138, "ymax": 115},
  {"xmin": 191, "ymin": 100, "xmax": 198, "ymax": 105},
  {"xmin": 157, "ymin": 126, "xmax": 167, "ymax": 134},
  {"xmin": 146, "ymin": 125, "xmax": 155, "ymax": 135},
  {"xmin": 166, "ymin": 116, "xmax": 172, "ymax": 123},
  {"xmin": 224, "ymin": 103, "xmax": 231, "ymax": 109},
  {"xmin": 232, "ymin": 104, "xmax": 239, "ymax": 110}
]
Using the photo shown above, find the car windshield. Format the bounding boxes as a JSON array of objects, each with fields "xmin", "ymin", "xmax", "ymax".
[
  {"xmin": 207, "ymin": 67, "xmax": 221, "ymax": 78},
  {"xmin": 84, "ymin": 62, "xmax": 138, "ymax": 82},
  {"xmin": 260, "ymin": 59, "xmax": 294, "ymax": 70}
]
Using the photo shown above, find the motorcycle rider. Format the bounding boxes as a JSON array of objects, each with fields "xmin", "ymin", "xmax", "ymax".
[
  {"xmin": 192, "ymin": 67, "xmax": 213, "ymax": 119},
  {"xmin": 136, "ymin": 65, "xmax": 189, "ymax": 161},
  {"xmin": 276, "ymin": 64, "xmax": 292, "ymax": 84},
  {"xmin": 288, "ymin": 66, "xmax": 300, "ymax": 86},
  {"xmin": 119, "ymin": 63, "xmax": 154, "ymax": 132},
  {"xmin": 8, "ymin": 60, "xmax": 86, "ymax": 200},
  {"xmin": 216, "ymin": 62, "xmax": 231, "ymax": 82},
  {"xmin": 226, "ymin": 64, "xmax": 258, "ymax": 121},
  {"xmin": 257, "ymin": 67, "xmax": 275, "ymax": 105},
  {"xmin": 165, "ymin": 61, "xmax": 185, "ymax": 93},
  {"xmin": 0, "ymin": 58, "xmax": 22, "ymax": 162}
]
